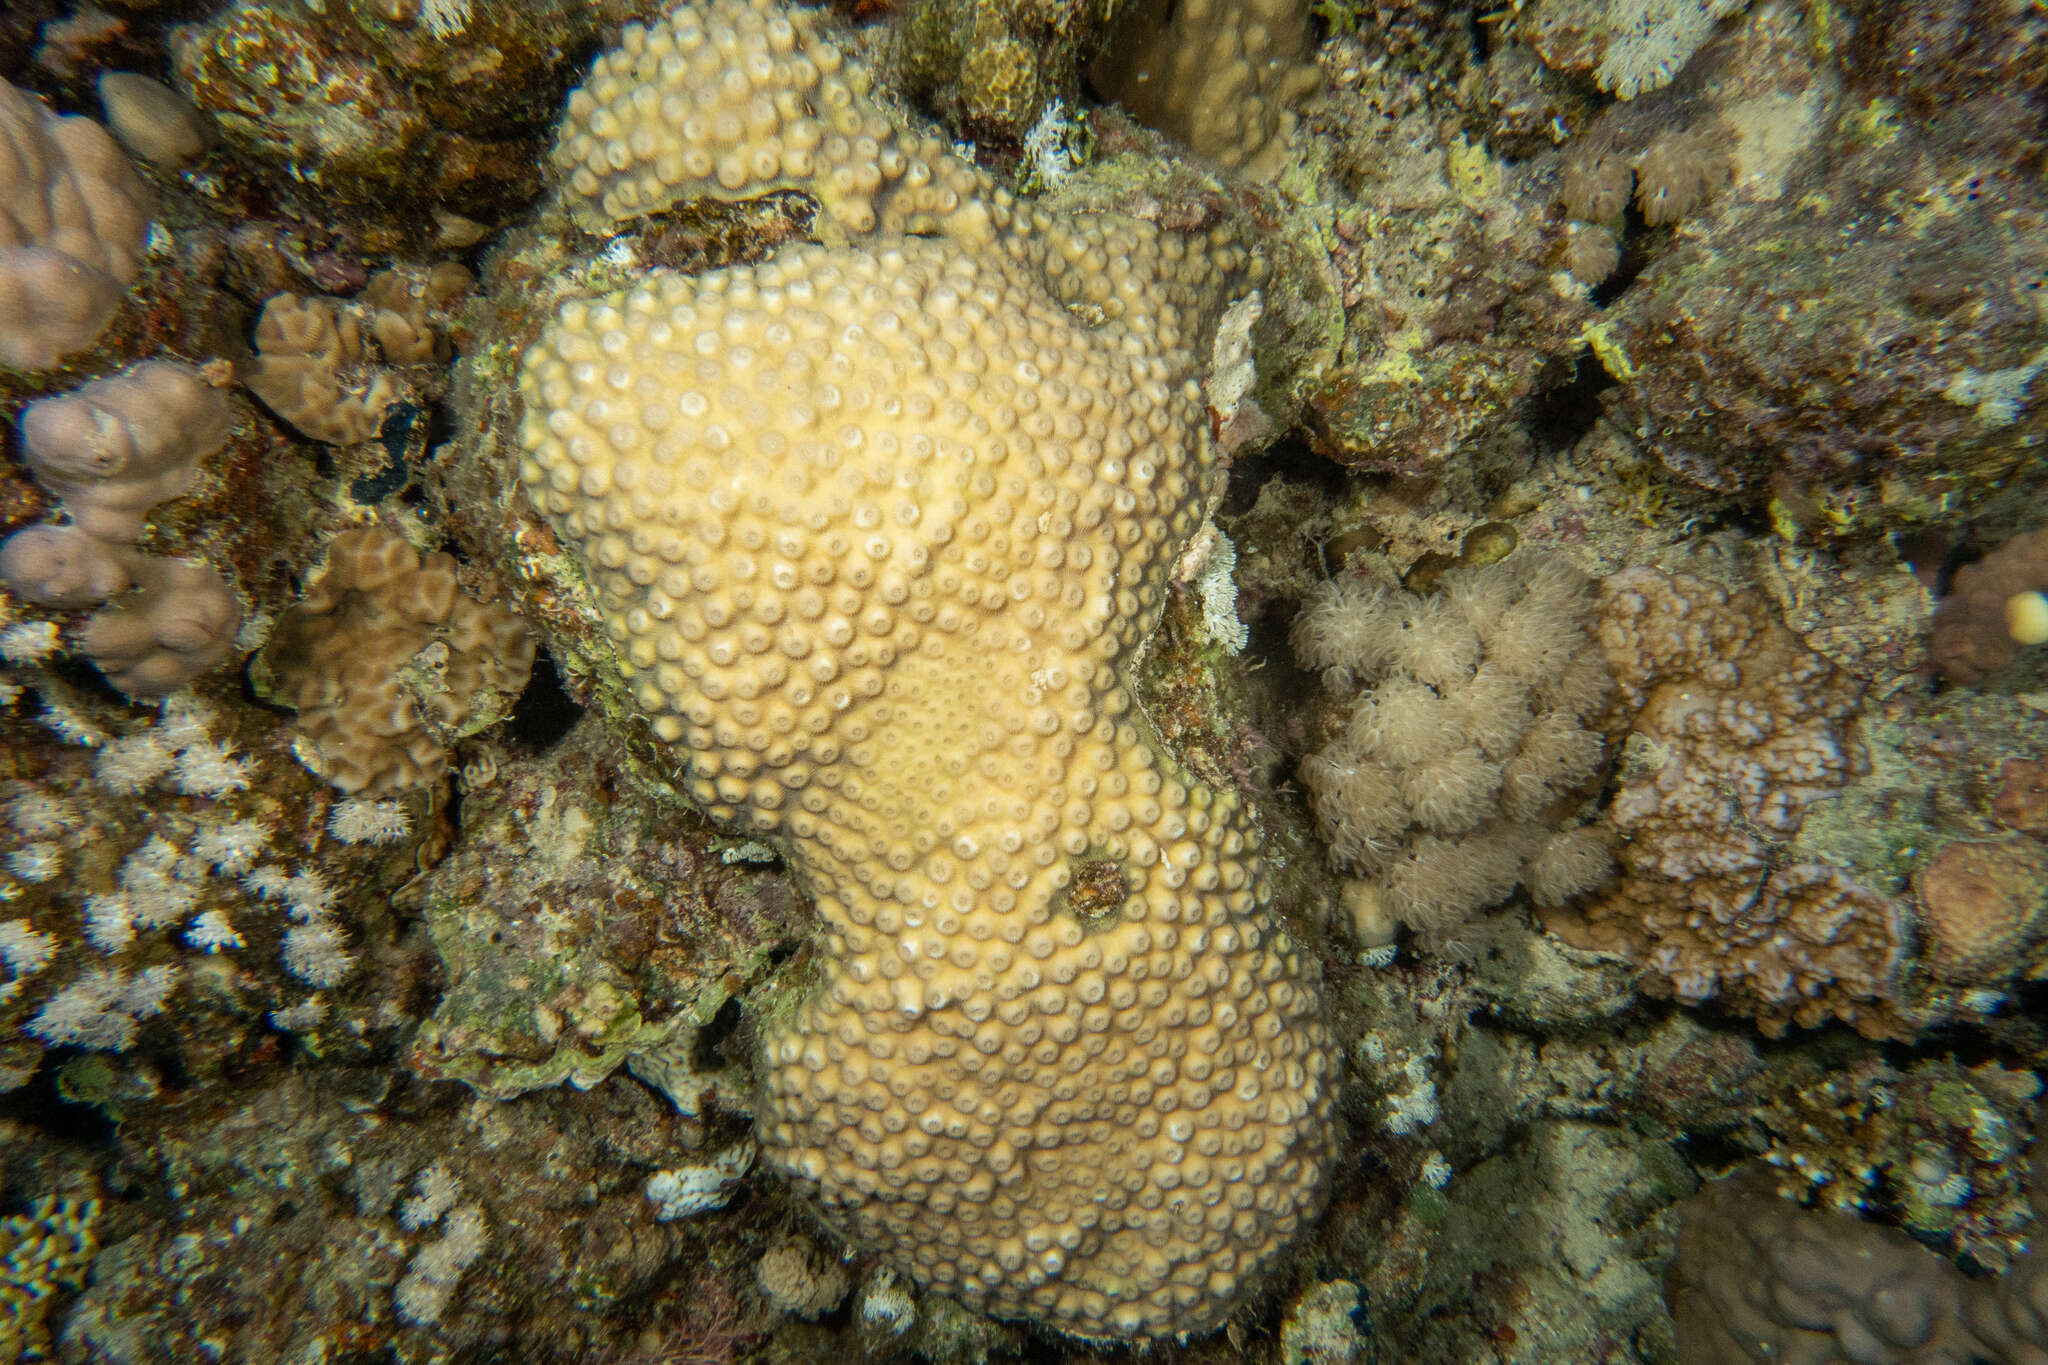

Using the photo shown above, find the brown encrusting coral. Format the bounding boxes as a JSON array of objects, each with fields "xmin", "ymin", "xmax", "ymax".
[
  {"xmin": 1667, "ymin": 1145, "xmax": 2048, "ymax": 1365},
  {"xmin": 256, "ymin": 526, "xmax": 533, "ymax": 798},
  {"xmin": 245, "ymin": 264, "xmax": 474, "ymax": 446},
  {"xmin": 1914, "ymin": 838, "xmax": 2048, "ymax": 986},
  {"xmin": 1291, "ymin": 553, "xmax": 1614, "ymax": 951},
  {"xmin": 1544, "ymin": 568, "xmax": 1907, "ymax": 1038}
]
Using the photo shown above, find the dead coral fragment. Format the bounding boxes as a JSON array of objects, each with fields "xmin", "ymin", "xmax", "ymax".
[
  {"xmin": 1547, "ymin": 568, "xmax": 1906, "ymax": 1038},
  {"xmin": 1292, "ymin": 554, "xmax": 1613, "ymax": 951},
  {"xmin": 0, "ymin": 78, "xmax": 155, "ymax": 371},
  {"xmin": 244, "ymin": 264, "xmax": 472, "ymax": 445},
  {"xmin": 1930, "ymin": 529, "xmax": 2048, "ymax": 685},
  {"xmin": 258, "ymin": 527, "xmax": 533, "ymax": 797}
]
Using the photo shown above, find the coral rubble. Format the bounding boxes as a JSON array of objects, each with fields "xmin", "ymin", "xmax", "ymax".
[{"xmin": 1546, "ymin": 567, "xmax": 1908, "ymax": 1038}]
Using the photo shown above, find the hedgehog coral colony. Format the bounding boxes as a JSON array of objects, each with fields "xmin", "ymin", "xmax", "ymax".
[{"xmin": 1, "ymin": 0, "xmax": 2046, "ymax": 1362}]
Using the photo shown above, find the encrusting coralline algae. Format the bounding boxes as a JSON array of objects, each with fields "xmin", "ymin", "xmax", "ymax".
[{"xmin": 1, "ymin": 0, "xmax": 2047, "ymax": 1361}]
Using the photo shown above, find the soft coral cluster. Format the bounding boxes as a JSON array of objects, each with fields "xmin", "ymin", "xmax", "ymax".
[{"xmin": 1292, "ymin": 552, "xmax": 1614, "ymax": 951}]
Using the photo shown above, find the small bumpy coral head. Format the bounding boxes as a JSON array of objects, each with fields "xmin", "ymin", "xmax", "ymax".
[{"xmin": 519, "ymin": 0, "xmax": 1332, "ymax": 1338}]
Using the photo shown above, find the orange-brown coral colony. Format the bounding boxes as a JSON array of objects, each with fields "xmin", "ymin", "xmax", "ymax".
[{"xmin": 520, "ymin": 0, "xmax": 1334, "ymax": 1338}]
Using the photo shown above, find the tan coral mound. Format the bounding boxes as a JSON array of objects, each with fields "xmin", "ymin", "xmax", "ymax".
[
  {"xmin": 259, "ymin": 527, "xmax": 533, "ymax": 797},
  {"xmin": 0, "ymin": 78, "xmax": 155, "ymax": 371},
  {"xmin": 1915, "ymin": 838, "xmax": 2048, "ymax": 985},
  {"xmin": 1546, "ymin": 568, "xmax": 1906, "ymax": 1038},
  {"xmin": 517, "ymin": 3, "xmax": 1332, "ymax": 1336},
  {"xmin": 551, "ymin": 0, "xmax": 988, "ymax": 239}
]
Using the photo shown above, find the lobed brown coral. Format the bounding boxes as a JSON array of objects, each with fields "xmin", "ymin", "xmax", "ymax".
[
  {"xmin": 1545, "ymin": 568, "xmax": 1907, "ymax": 1038},
  {"xmin": 244, "ymin": 264, "xmax": 473, "ymax": 446},
  {"xmin": 893, "ymin": 0, "xmax": 1120, "ymax": 145},
  {"xmin": 256, "ymin": 527, "xmax": 533, "ymax": 797},
  {"xmin": 1929, "ymin": 529, "xmax": 2048, "ymax": 685},
  {"xmin": 0, "ymin": 360, "xmax": 240, "ymax": 697},
  {"xmin": 1668, "ymin": 1156, "xmax": 2048, "ymax": 1364},
  {"xmin": 516, "ymin": 0, "xmax": 1333, "ymax": 1338},
  {"xmin": 1290, "ymin": 553, "xmax": 1615, "ymax": 952},
  {"xmin": 1915, "ymin": 806, "xmax": 2048, "ymax": 987},
  {"xmin": 0, "ymin": 76, "xmax": 154, "ymax": 371}
]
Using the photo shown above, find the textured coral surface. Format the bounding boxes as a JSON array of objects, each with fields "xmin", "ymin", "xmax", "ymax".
[
  {"xmin": 258, "ymin": 526, "xmax": 534, "ymax": 797},
  {"xmin": 516, "ymin": 0, "xmax": 1334, "ymax": 1335},
  {"xmin": 1548, "ymin": 567, "xmax": 1907, "ymax": 1038}
]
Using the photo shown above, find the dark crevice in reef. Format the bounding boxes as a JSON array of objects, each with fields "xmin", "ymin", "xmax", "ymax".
[
  {"xmin": 2, "ymin": 1051, "xmax": 120, "ymax": 1147},
  {"xmin": 1221, "ymin": 436, "xmax": 1352, "ymax": 518},
  {"xmin": 1591, "ymin": 204, "xmax": 1657, "ymax": 307},
  {"xmin": 506, "ymin": 648, "xmax": 583, "ymax": 752},
  {"xmin": 1528, "ymin": 348, "xmax": 1614, "ymax": 454}
]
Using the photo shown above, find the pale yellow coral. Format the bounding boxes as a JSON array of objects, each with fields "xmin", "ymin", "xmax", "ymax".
[
  {"xmin": 550, "ymin": 0, "xmax": 989, "ymax": 240},
  {"xmin": 518, "ymin": 0, "xmax": 1331, "ymax": 1337}
]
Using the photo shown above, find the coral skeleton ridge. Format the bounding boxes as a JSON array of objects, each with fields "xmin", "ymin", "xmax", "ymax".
[{"xmin": 520, "ymin": 0, "xmax": 1333, "ymax": 1337}]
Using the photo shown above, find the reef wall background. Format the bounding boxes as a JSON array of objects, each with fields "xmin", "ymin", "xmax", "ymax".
[{"xmin": 1, "ymin": 0, "xmax": 2046, "ymax": 1361}]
